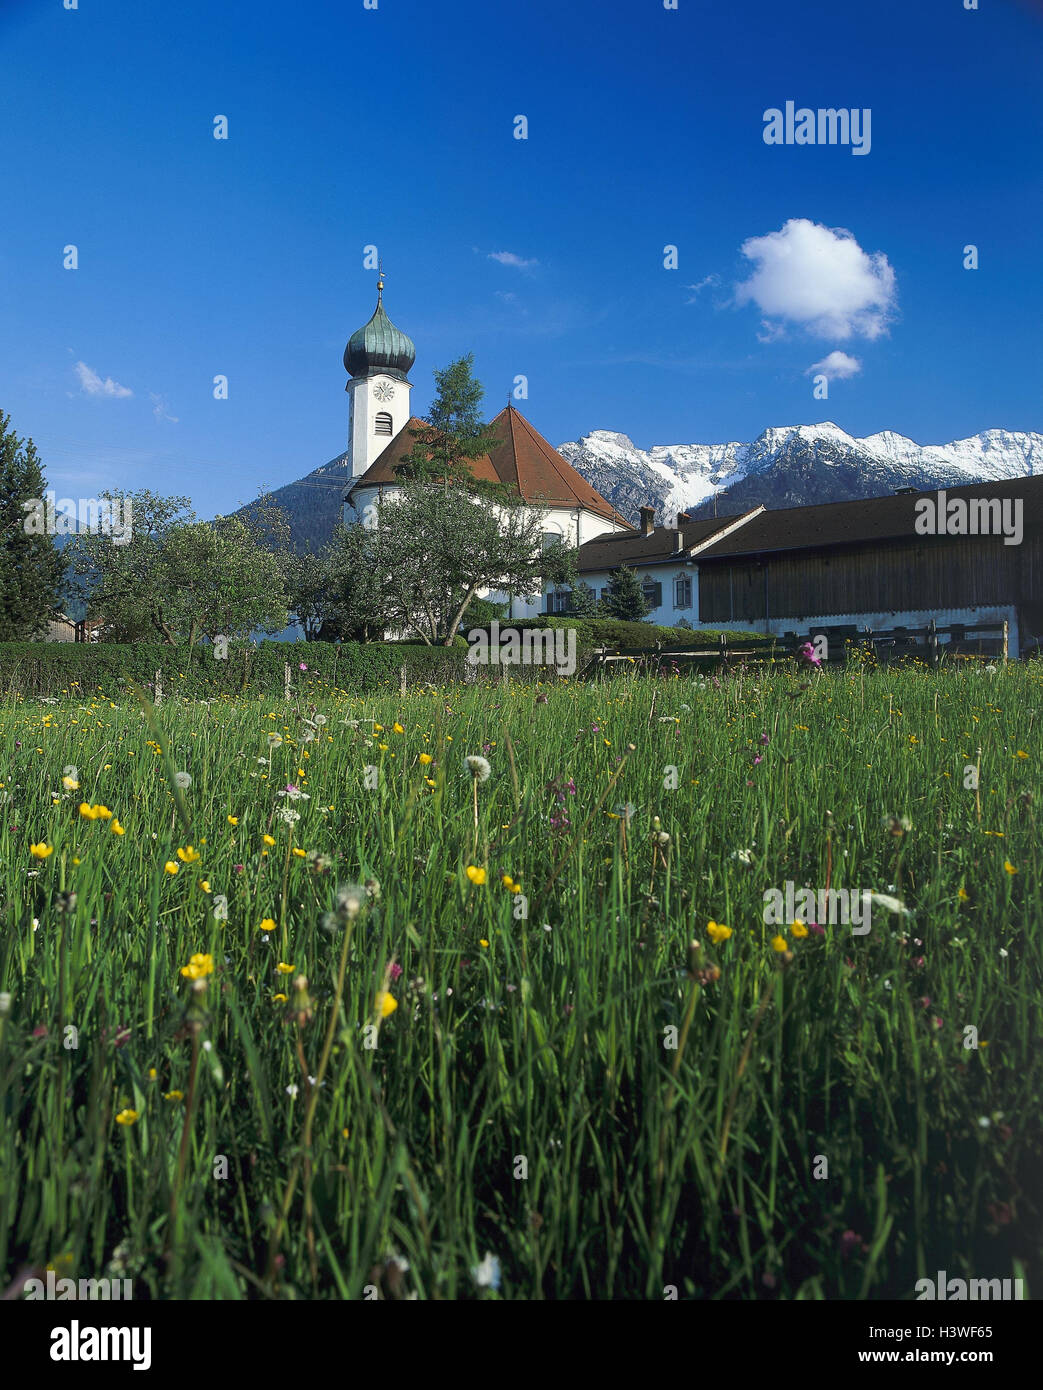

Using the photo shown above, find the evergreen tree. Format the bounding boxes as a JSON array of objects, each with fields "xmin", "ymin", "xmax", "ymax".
[
  {"xmin": 568, "ymin": 579, "xmax": 600, "ymax": 617},
  {"xmin": 396, "ymin": 354, "xmax": 510, "ymax": 502},
  {"xmin": 0, "ymin": 409, "xmax": 63, "ymax": 639},
  {"xmin": 601, "ymin": 565, "xmax": 652, "ymax": 622}
]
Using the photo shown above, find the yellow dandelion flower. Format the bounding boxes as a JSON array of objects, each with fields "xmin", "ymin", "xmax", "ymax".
[
  {"xmin": 164, "ymin": 861, "xmax": 179, "ymax": 875},
  {"xmin": 466, "ymin": 865, "xmax": 486, "ymax": 885},
  {"xmin": 262, "ymin": 834, "xmax": 275, "ymax": 846},
  {"xmin": 227, "ymin": 815, "xmax": 238, "ymax": 826},
  {"xmin": 791, "ymin": 920, "xmax": 809, "ymax": 939},
  {"xmin": 771, "ymin": 934, "xmax": 788, "ymax": 952},
  {"xmin": 1016, "ymin": 750, "xmax": 1028, "ymax": 759},
  {"xmin": 377, "ymin": 743, "xmax": 389, "ymax": 752},
  {"xmin": 110, "ymin": 820, "xmax": 125, "ymax": 836},
  {"xmin": 148, "ymin": 1068, "xmax": 157, "ymax": 1080},
  {"xmin": 1004, "ymin": 860, "xmax": 1018, "ymax": 875},
  {"xmin": 393, "ymin": 723, "xmax": 405, "ymax": 734},
  {"xmin": 180, "ymin": 952, "xmax": 214, "ymax": 979},
  {"xmin": 706, "ymin": 920, "xmax": 732, "ymax": 943},
  {"xmin": 276, "ymin": 962, "xmax": 294, "ymax": 974},
  {"xmin": 115, "ymin": 1109, "xmax": 139, "ymax": 1126},
  {"xmin": 176, "ymin": 845, "xmax": 200, "ymax": 864},
  {"xmin": 376, "ymin": 991, "xmax": 398, "ymax": 1018},
  {"xmin": 30, "ymin": 842, "xmax": 54, "ymax": 860},
  {"xmin": 198, "ymin": 880, "xmax": 211, "ymax": 893},
  {"xmin": 419, "ymin": 753, "xmax": 433, "ymax": 765},
  {"xmin": 62, "ymin": 776, "xmax": 79, "ymax": 791},
  {"xmin": 272, "ymin": 993, "xmax": 288, "ymax": 1004},
  {"xmin": 479, "ymin": 939, "xmax": 489, "ymax": 948},
  {"xmin": 258, "ymin": 918, "xmax": 277, "ymax": 932},
  {"xmin": 292, "ymin": 847, "xmax": 306, "ymax": 858},
  {"xmin": 163, "ymin": 1091, "xmax": 183, "ymax": 1102},
  {"xmin": 957, "ymin": 887, "xmax": 970, "ymax": 902}
]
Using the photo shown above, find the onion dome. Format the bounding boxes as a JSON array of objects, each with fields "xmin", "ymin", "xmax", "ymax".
[{"xmin": 343, "ymin": 279, "xmax": 415, "ymax": 380}]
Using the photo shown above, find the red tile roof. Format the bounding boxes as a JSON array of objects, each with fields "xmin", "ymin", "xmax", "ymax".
[{"xmin": 347, "ymin": 405, "xmax": 630, "ymax": 526}]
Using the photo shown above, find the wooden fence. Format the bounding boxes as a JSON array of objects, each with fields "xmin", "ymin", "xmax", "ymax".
[{"xmin": 582, "ymin": 619, "xmax": 1009, "ymax": 678}]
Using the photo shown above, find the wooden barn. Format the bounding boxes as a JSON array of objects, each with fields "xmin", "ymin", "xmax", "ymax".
[{"xmin": 574, "ymin": 476, "xmax": 1043, "ymax": 657}]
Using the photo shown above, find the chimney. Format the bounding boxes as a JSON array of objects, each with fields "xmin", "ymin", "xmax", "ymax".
[
  {"xmin": 674, "ymin": 530, "xmax": 685, "ymax": 553},
  {"xmin": 639, "ymin": 505, "xmax": 655, "ymax": 536}
]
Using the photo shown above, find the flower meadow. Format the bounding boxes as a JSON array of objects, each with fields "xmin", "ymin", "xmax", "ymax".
[{"xmin": 0, "ymin": 663, "xmax": 1040, "ymax": 1300}]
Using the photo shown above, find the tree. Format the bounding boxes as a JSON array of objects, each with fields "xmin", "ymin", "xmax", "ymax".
[
  {"xmin": 395, "ymin": 354, "xmax": 511, "ymax": 504},
  {"xmin": 333, "ymin": 479, "xmax": 575, "ymax": 645},
  {"xmin": 0, "ymin": 410, "xmax": 64, "ymax": 639},
  {"xmin": 67, "ymin": 490, "xmax": 288, "ymax": 645},
  {"xmin": 280, "ymin": 541, "xmax": 340, "ymax": 640},
  {"xmin": 67, "ymin": 490, "xmax": 194, "ymax": 642},
  {"xmin": 601, "ymin": 565, "xmax": 652, "ymax": 622},
  {"xmin": 568, "ymin": 580, "xmax": 600, "ymax": 617},
  {"xmin": 325, "ymin": 524, "xmax": 389, "ymax": 641}
]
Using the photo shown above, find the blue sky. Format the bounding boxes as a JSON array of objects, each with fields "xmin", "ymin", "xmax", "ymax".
[{"xmin": 1, "ymin": 0, "xmax": 1041, "ymax": 518}]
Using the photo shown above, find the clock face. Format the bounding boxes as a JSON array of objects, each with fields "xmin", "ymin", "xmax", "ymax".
[{"xmin": 374, "ymin": 382, "xmax": 395, "ymax": 402}]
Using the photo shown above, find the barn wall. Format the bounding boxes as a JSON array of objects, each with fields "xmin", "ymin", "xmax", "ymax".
[
  {"xmin": 698, "ymin": 532, "xmax": 1042, "ymax": 627},
  {"xmin": 702, "ymin": 604, "xmax": 1021, "ymax": 657}
]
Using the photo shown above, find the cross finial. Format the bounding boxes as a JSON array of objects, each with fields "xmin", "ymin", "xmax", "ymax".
[{"xmin": 377, "ymin": 257, "xmax": 385, "ymax": 299}]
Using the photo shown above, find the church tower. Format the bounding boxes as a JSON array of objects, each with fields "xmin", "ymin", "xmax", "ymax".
[{"xmin": 343, "ymin": 272, "xmax": 415, "ymax": 489}]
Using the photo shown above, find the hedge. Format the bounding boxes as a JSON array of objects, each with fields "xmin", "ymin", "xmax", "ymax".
[
  {"xmin": 0, "ymin": 641, "xmax": 468, "ymax": 701},
  {"xmin": 462, "ymin": 616, "xmax": 752, "ymax": 657}
]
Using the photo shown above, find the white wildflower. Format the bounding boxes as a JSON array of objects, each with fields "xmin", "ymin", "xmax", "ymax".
[
  {"xmin": 864, "ymin": 892, "xmax": 913, "ymax": 918},
  {"xmin": 472, "ymin": 1252, "xmax": 501, "ymax": 1291}
]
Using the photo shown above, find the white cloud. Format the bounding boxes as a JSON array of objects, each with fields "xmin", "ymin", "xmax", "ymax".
[
  {"xmin": 735, "ymin": 219, "xmax": 896, "ymax": 340},
  {"xmin": 494, "ymin": 290, "xmax": 518, "ymax": 304},
  {"xmin": 488, "ymin": 251, "xmax": 538, "ymax": 269},
  {"xmin": 74, "ymin": 361, "xmax": 133, "ymax": 398},
  {"xmin": 807, "ymin": 350, "xmax": 862, "ymax": 381},
  {"xmin": 684, "ymin": 274, "xmax": 719, "ymax": 303},
  {"xmin": 149, "ymin": 392, "xmax": 179, "ymax": 423}
]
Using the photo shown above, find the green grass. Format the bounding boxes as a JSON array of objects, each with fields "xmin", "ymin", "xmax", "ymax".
[{"xmin": 0, "ymin": 659, "xmax": 1040, "ymax": 1299}]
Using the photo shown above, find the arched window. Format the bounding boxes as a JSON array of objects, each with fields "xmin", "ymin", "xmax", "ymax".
[
  {"xmin": 542, "ymin": 530, "xmax": 562, "ymax": 552},
  {"xmin": 374, "ymin": 412, "xmax": 393, "ymax": 436}
]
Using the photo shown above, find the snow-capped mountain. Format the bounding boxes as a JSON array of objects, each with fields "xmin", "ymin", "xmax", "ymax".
[{"xmin": 557, "ymin": 423, "xmax": 1043, "ymax": 524}]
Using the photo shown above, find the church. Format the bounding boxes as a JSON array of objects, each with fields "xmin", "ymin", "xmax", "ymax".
[{"xmin": 339, "ymin": 277, "xmax": 633, "ymax": 618}]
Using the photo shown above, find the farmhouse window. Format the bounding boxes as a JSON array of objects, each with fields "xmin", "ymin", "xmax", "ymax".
[
  {"xmin": 674, "ymin": 575, "xmax": 692, "ymax": 609},
  {"xmin": 643, "ymin": 580, "xmax": 663, "ymax": 608}
]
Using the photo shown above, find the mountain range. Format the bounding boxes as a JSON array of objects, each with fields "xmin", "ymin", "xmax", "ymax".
[
  {"xmin": 557, "ymin": 422, "xmax": 1043, "ymax": 524},
  {"xmin": 244, "ymin": 423, "xmax": 1043, "ymax": 550}
]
